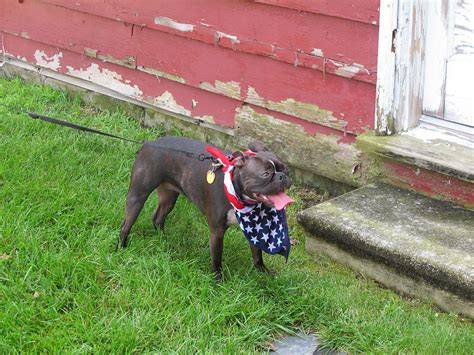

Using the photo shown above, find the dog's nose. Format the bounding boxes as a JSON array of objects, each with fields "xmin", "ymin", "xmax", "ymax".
[
  {"xmin": 275, "ymin": 172, "xmax": 285, "ymax": 181},
  {"xmin": 277, "ymin": 172, "xmax": 292, "ymax": 188},
  {"xmin": 275, "ymin": 172, "xmax": 291, "ymax": 184}
]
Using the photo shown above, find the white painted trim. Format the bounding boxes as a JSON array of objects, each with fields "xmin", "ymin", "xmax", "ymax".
[
  {"xmin": 443, "ymin": 0, "xmax": 474, "ymax": 126},
  {"xmin": 377, "ymin": 0, "xmax": 474, "ymax": 135},
  {"xmin": 422, "ymin": 0, "xmax": 451, "ymax": 118},
  {"xmin": 376, "ymin": 0, "xmax": 428, "ymax": 135},
  {"xmin": 375, "ymin": 0, "xmax": 398, "ymax": 135},
  {"xmin": 419, "ymin": 115, "xmax": 474, "ymax": 142},
  {"xmin": 394, "ymin": 0, "xmax": 428, "ymax": 132}
]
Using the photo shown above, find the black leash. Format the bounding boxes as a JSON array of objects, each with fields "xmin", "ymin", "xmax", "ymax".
[
  {"xmin": 28, "ymin": 111, "xmax": 143, "ymax": 144},
  {"xmin": 0, "ymin": 102, "xmax": 218, "ymax": 161},
  {"xmin": 0, "ymin": 102, "xmax": 142, "ymax": 144}
]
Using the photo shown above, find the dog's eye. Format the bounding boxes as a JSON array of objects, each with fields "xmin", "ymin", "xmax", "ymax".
[{"xmin": 261, "ymin": 171, "xmax": 271, "ymax": 178}]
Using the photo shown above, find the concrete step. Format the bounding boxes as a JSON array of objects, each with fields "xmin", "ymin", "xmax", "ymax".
[{"xmin": 297, "ymin": 183, "xmax": 474, "ymax": 318}]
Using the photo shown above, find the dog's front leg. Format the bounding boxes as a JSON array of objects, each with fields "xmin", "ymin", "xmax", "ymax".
[
  {"xmin": 209, "ymin": 224, "xmax": 227, "ymax": 281},
  {"xmin": 249, "ymin": 244, "xmax": 268, "ymax": 273}
]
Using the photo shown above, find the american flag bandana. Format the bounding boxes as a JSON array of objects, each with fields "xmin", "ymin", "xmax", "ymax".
[
  {"xmin": 236, "ymin": 204, "xmax": 291, "ymax": 260},
  {"xmin": 206, "ymin": 146, "xmax": 291, "ymax": 260}
]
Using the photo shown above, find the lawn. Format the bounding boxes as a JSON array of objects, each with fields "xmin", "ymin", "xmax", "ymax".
[{"xmin": 0, "ymin": 77, "xmax": 472, "ymax": 353}]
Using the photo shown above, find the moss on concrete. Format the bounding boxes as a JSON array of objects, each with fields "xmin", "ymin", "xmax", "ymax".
[
  {"xmin": 298, "ymin": 182, "xmax": 474, "ymax": 317},
  {"xmin": 357, "ymin": 131, "xmax": 474, "ymax": 182}
]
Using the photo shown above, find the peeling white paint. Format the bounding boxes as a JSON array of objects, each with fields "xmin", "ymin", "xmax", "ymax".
[
  {"xmin": 311, "ymin": 48, "xmax": 324, "ymax": 57},
  {"xmin": 137, "ymin": 66, "xmax": 186, "ymax": 84},
  {"xmin": 244, "ymin": 86, "xmax": 346, "ymax": 131},
  {"xmin": 66, "ymin": 63, "xmax": 143, "ymax": 99},
  {"xmin": 200, "ymin": 80, "xmax": 241, "ymax": 100},
  {"xmin": 332, "ymin": 61, "xmax": 368, "ymax": 78},
  {"xmin": 152, "ymin": 91, "xmax": 191, "ymax": 116},
  {"xmin": 194, "ymin": 115, "xmax": 215, "ymax": 124},
  {"xmin": 192, "ymin": 99, "xmax": 198, "ymax": 108},
  {"xmin": 245, "ymin": 86, "xmax": 265, "ymax": 106},
  {"xmin": 154, "ymin": 16, "xmax": 195, "ymax": 32},
  {"xmin": 34, "ymin": 50, "xmax": 63, "ymax": 71},
  {"xmin": 215, "ymin": 31, "xmax": 240, "ymax": 44}
]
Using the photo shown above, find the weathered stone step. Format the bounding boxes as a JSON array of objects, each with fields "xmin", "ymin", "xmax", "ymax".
[{"xmin": 297, "ymin": 183, "xmax": 474, "ymax": 318}]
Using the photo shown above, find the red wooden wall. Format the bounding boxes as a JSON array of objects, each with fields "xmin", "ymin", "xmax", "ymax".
[
  {"xmin": 2, "ymin": 1, "xmax": 473, "ymax": 206},
  {"xmin": 0, "ymin": 0, "xmax": 379, "ymax": 143}
]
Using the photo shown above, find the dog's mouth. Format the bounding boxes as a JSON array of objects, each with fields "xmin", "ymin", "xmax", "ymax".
[{"xmin": 253, "ymin": 191, "xmax": 294, "ymax": 210}]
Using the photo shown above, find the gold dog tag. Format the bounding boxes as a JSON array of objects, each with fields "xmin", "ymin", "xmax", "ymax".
[{"xmin": 207, "ymin": 170, "xmax": 216, "ymax": 184}]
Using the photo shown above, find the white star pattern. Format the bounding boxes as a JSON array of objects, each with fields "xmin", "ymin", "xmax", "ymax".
[
  {"xmin": 268, "ymin": 242, "xmax": 275, "ymax": 252},
  {"xmin": 234, "ymin": 202, "xmax": 290, "ymax": 258}
]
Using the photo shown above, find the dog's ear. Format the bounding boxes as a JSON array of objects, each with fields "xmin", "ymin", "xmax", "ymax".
[
  {"xmin": 232, "ymin": 151, "xmax": 248, "ymax": 168},
  {"xmin": 248, "ymin": 141, "xmax": 269, "ymax": 152}
]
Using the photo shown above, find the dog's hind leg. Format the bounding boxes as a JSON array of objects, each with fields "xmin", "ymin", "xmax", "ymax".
[
  {"xmin": 118, "ymin": 189, "xmax": 152, "ymax": 249},
  {"xmin": 152, "ymin": 183, "xmax": 180, "ymax": 231},
  {"xmin": 118, "ymin": 166, "xmax": 160, "ymax": 249}
]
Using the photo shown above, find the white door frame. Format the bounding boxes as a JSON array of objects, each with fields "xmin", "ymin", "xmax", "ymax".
[{"xmin": 375, "ymin": 0, "xmax": 474, "ymax": 138}]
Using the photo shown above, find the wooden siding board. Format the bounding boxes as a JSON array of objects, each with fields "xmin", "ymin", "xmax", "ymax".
[
  {"xmin": 0, "ymin": 33, "xmax": 235, "ymax": 127},
  {"xmin": 38, "ymin": 0, "xmax": 379, "ymax": 82},
  {"xmin": 121, "ymin": 26, "xmax": 376, "ymax": 133},
  {"xmin": 0, "ymin": 2, "xmax": 376, "ymax": 134},
  {"xmin": 252, "ymin": 0, "xmax": 380, "ymax": 25},
  {"xmin": 1, "ymin": 33, "xmax": 359, "ymax": 140}
]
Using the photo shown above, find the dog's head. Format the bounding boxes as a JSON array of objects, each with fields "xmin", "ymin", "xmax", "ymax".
[{"xmin": 233, "ymin": 142, "xmax": 292, "ymax": 210}]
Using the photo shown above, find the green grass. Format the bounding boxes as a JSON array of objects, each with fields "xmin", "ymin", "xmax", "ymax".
[{"xmin": 0, "ymin": 77, "xmax": 473, "ymax": 353}]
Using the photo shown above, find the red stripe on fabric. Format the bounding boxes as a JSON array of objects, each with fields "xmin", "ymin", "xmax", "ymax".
[
  {"xmin": 225, "ymin": 170, "xmax": 245, "ymax": 209},
  {"xmin": 226, "ymin": 192, "xmax": 245, "ymax": 209},
  {"xmin": 206, "ymin": 146, "xmax": 231, "ymax": 165}
]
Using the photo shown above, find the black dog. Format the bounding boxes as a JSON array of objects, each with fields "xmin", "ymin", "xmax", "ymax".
[{"xmin": 118, "ymin": 136, "xmax": 292, "ymax": 279}]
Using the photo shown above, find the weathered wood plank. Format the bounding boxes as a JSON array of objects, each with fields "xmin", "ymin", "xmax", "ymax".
[
  {"xmin": 375, "ymin": 0, "xmax": 398, "ymax": 135},
  {"xmin": 252, "ymin": 0, "xmax": 379, "ymax": 25},
  {"xmin": 38, "ymin": 0, "xmax": 378, "ymax": 83},
  {"xmin": 1, "ymin": 33, "xmax": 363, "ymax": 139},
  {"xmin": 377, "ymin": 0, "xmax": 428, "ymax": 133},
  {"xmin": 0, "ymin": 2, "xmax": 376, "ymax": 133}
]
